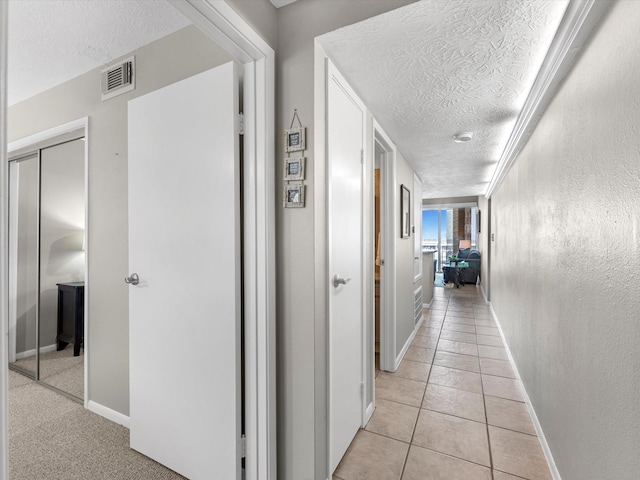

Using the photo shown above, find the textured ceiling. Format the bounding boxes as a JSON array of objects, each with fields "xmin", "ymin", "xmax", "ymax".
[
  {"xmin": 8, "ymin": 0, "xmax": 190, "ymax": 106},
  {"xmin": 317, "ymin": 0, "xmax": 569, "ymax": 199}
]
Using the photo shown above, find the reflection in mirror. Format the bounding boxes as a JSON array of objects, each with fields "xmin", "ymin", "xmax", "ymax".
[
  {"xmin": 38, "ymin": 138, "xmax": 86, "ymax": 400},
  {"xmin": 8, "ymin": 154, "xmax": 40, "ymax": 379},
  {"xmin": 8, "ymin": 136, "xmax": 86, "ymax": 402}
]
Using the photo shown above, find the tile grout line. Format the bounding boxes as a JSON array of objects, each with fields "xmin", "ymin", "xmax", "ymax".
[
  {"xmin": 476, "ymin": 301, "xmax": 496, "ymax": 480},
  {"xmin": 397, "ymin": 290, "xmax": 448, "ymax": 480}
]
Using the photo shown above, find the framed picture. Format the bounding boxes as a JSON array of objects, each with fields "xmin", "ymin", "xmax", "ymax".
[
  {"xmin": 285, "ymin": 127, "xmax": 306, "ymax": 153},
  {"xmin": 401, "ymin": 184, "xmax": 410, "ymax": 238},
  {"xmin": 283, "ymin": 184, "xmax": 305, "ymax": 208},
  {"xmin": 284, "ymin": 156, "xmax": 305, "ymax": 181}
]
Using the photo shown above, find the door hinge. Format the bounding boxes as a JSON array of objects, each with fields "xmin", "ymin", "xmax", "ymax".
[
  {"xmin": 360, "ymin": 148, "xmax": 364, "ymax": 164},
  {"xmin": 241, "ymin": 434, "xmax": 246, "ymax": 458},
  {"xmin": 238, "ymin": 113, "xmax": 245, "ymax": 135}
]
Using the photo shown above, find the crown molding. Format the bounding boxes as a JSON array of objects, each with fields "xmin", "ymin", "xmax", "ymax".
[{"xmin": 486, "ymin": 0, "xmax": 613, "ymax": 198}]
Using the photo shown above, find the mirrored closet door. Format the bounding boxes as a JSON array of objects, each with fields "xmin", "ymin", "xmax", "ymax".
[{"xmin": 8, "ymin": 136, "xmax": 86, "ymax": 401}]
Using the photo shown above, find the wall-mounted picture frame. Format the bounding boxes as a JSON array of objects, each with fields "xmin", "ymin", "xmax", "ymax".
[
  {"xmin": 283, "ymin": 156, "xmax": 305, "ymax": 181},
  {"xmin": 285, "ymin": 126, "xmax": 306, "ymax": 153},
  {"xmin": 401, "ymin": 184, "xmax": 410, "ymax": 238},
  {"xmin": 283, "ymin": 184, "xmax": 305, "ymax": 208}
]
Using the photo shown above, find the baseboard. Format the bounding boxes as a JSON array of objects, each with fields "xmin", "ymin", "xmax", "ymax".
[
  {"xmin": 479, "ymin": 281, "xmax": 488, "ymax": 304},
  {"xmin": 422, "ymin": 298, "xmax": 433, "ymax": 308},
  {"xmin": 394, "ymin": 322, "xmax": 420, "ymax": 371},
  {"xmin": 489, "ymin": 304, "xmax": 561, "ymax": 480},
  {"xmin": 87, "ymin": 400, "xmax": 130, "ymax": 429},
  {"xmin": 15, "ymin": 343, "xmax": 57, "ymax": 360}
]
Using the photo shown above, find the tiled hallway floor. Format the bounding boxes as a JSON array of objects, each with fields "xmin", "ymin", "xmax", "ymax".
[{"xmin": 334, "ymin": 285, "xmax": 552, "ymax": 480}]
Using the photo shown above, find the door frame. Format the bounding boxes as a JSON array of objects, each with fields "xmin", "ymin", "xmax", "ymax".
[
  {"xmin": 7, "ymin": 117, "xmax": 89, "ymax": 404},
  {"xmin": 0, "ymin": 2, "xmax": 276, "ymax": 479},
  {"xmin": 373, "ymin": 122, "xmax": 397, "ymax": 373}
]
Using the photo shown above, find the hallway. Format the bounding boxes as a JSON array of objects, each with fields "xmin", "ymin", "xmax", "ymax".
[{"xmin": 334, "ymin": 285, "xmax": 552, "ymax": 480}]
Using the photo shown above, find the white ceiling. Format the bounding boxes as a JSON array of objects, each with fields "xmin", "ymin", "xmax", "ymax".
[
  {"xmin": 317, "ymin": 0, "xmax": 569, "ymax": 198},
  {"xmin": 8, "ymin": 0, "xmax": 570, "ymax": 200},
  {"xmin": 8, "ymin": 0, "xmax": 190, "ymax": 106}
]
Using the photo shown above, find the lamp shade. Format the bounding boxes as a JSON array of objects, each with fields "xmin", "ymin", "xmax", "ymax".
[{"xmin": 459, "ymin": 240, "xmax": 471, "ymax": 249}]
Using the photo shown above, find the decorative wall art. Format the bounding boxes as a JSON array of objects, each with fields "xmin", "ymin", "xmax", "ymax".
[
  {"xmin": 283, "ymin": 184, "xmax": 305, "ymax": 208},
  {"xmin": 283, "ymin": 156, "xmax": 305, "ymax": 181},
  {"xmin": 283, "ymin": 109, "xmax": 308, "ymax": 208},
  {"xmin": 284, "ymin": 126, "xmax": 306, "ymax": 153}
]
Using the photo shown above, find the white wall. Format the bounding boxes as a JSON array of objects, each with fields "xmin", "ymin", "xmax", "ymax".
[
  {"xmin": 8, "ymin": 26, "xmax": 232, "ymax": 416},
  {"xmin": 490, "ymin": 1, "xmax": 640, "ymax": 478}
]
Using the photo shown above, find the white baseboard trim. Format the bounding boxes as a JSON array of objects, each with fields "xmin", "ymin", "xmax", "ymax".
[
  {"xmin": 422, "ymin": 298, "xmax": 433, "ymax": 308},
  {"xmin": 87, "ymin": 400, "xmax": 130, "ymax": 429},
  {"xmin": 479, "ymin": 281, "xmax": 488, "ymax": 304},
  {"xmin": 15, "ymin": 343, "xmax": 57, "ymax": 360},
  {"xmin": 393, "ymin": 320, "xmax": 422, "ymax": 371},
  {"xmin": 488, "ymin": 304, "xmax": 561, "ymax": 480}
]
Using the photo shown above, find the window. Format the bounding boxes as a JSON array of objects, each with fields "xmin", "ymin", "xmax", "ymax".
[{"xmin": 422, "ymin": 207, "xmax": 477, "ymax": 271}]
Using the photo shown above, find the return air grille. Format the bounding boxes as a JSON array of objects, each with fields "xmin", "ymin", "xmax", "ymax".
[
  {"xmin": 414, "ymin": 286, "xmax": 423, "ymax": 325},
  {"xmin": 101, "ymin": 56, "xmax": 135, "ymax": 100}
]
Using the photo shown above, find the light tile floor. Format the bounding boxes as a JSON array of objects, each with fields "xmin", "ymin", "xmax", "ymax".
[{"xmin": 334, "ymin": 285, "xmax": 552, "ymax": 480}]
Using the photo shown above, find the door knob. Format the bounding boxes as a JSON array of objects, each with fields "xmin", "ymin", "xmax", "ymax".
[
  {"xmin": 125, "ymin": 273, "xmax": 140, "ymax": 286},
  {"xmin": 333, "ymin": 274, "xmax": 351, "ymax": 288}
]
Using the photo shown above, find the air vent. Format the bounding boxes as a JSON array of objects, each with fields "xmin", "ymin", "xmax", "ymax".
[
  {"xmin": 414, "ymin": 286, "xmax": 423, "ymax": 325},
  {"xmin": 101, "ymin": 56, "xmax": 135, "ymax": 101}
]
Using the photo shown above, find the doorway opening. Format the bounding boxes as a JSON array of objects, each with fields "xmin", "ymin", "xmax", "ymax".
[{"xmin": 373, "ymin": 140, "xmax": 384, "ymax": 372}]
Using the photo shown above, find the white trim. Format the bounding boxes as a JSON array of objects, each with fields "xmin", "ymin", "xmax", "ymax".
[
  {"xmin": 83, "ymin": 121, "xmax": 90, "ymax": 408},
  {"xmin": 479, "ymin": 281, "xmax": 489, "ymax": 305},
  {"xmin": 166, "ymin": 2, "xmax": 276, "ymax": 479},
  {"xmin": 486, "ymin": 0, "xmax": 612, "ymax": 198},
  {"xmin": 0, "ymin": 3, "xmax": 9, "ymax": 477},
  {"xmin": 422, "ymin": 201, "xmax": 478, "ymax": 209},
  {"xmin": 393, "ymin": 317, "xmax": 422, "ymax": 372},
  {"xmin": 373, "ymin": 122, "xmax": 397, "ymax": 373},
  {"xmin": 87, "ymin": 400, "xmax": 130, "ymax": 428},
  {"xmin": 489, "ymin": 303, "xmax": 561, "ymax": 480},
  {"xmin": 422, "ymin": 299, "xmax": 433, "ymax": 308},
  {"xmin": 7, "ymin": 118, "xmax": 87, "ymax": 153}
]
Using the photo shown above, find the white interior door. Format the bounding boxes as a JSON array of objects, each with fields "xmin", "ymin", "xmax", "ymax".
[
  {"xmin": 327, "ymin": 61, "xmax": 366, "ymax": 474},
  {"xmin": 128, "ymin": 62, "xmax": 241, "ymax": 480}
]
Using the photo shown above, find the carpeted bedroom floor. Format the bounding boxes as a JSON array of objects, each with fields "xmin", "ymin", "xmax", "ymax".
[{"xmin": 8, "ymin": 370, "xmax": 185, "ymax": 480}]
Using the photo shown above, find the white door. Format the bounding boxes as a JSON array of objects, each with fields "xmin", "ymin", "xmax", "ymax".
[
  {"xmin": 128, "ymin": 62, "xmax": 241, "ymax": 480},
  {"xmin": 327, "ymin": 61, "xmax": 366, "ymax": 473}
]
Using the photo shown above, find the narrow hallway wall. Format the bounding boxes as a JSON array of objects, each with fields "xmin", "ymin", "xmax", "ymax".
[{"xmin": 490, "ymin": 2, "xmax": 640, "ymax": 478}]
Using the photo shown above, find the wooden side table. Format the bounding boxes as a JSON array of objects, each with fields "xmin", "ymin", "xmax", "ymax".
[{"xmin": 56, "ymin": 282, "xmax": 85, "ymax": 356}]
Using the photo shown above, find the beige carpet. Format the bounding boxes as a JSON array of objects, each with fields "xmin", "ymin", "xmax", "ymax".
[{"xmin": 8, "ymin": 370, "xmax": 186, "ymax": 480}]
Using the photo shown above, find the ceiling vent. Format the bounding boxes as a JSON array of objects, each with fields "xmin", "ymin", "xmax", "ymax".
[{"xmin": 101, "ymin": 56, "xmax": 135, "ymax": 101}]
